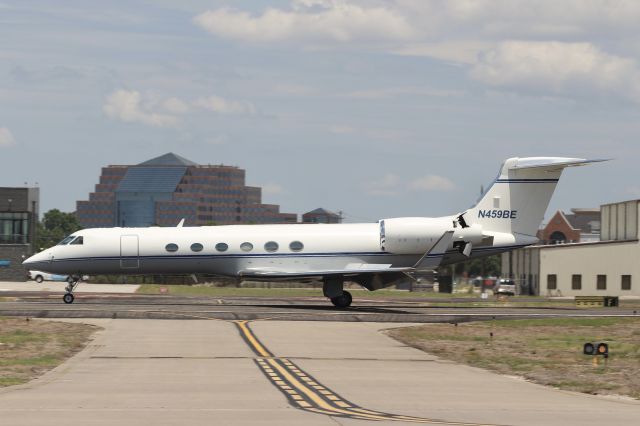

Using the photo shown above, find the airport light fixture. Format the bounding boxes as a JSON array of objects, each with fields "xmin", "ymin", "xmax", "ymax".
[{"xmin": 583, "ymin": 342, "xmax": 608, "ymax": 358}]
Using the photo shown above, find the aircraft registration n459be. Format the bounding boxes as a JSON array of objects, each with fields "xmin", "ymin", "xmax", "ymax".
[{"xmin": 24, "ymin": 157, "xmax": 604, "ymax": 306}]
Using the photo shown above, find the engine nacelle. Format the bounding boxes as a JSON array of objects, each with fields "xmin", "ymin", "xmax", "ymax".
[
  {"xmin": 379, "ymin": 217, "xmax": 451, "ymax": 254},
  {"xmin": 452, "ymin": 224, "xmax": 485, "ymax": 245}
]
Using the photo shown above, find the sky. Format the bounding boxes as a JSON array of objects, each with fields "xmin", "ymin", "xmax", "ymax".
[{"xmin": 1, "ymin": 0, "xmax": 639, "ymax": 223}]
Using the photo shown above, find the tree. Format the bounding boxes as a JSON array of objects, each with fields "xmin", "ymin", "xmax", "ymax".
[
  {"xmin": 36, "ymin": 209, "xmax": 82, "ymax": 251},
  {"xmin": 449, "ymin": 255, "xmax": 502, "ymax": 280}
]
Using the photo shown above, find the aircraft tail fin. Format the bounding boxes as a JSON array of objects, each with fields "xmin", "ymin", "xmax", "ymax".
[{"xmin": 464, "ymin": 157, "xmax": 606, "ymax": 237}]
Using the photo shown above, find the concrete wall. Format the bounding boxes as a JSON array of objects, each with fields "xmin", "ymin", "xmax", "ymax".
[
  {"xmin": 601, "ymin": 200, "xmax": 639, "ymax": 241},
  {"xmin": 0, "ymin": 244, "xmax": 30, "ymax": 281},
  {"xmin": 539, "ymin": 240, "xmax": 640, "ymax": 296},
  {"xmin": 502, "ymin": 248, "xmax": 540, "ymax": 295}
]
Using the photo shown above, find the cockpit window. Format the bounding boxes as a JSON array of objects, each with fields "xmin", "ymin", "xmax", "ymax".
[
  {"xmin": 70, "ymin": 236, "xmax": 84, "ymax": 245},
  {"xmin": 57, "ymin": 236, "xmax": 75, "ymax": 245}
]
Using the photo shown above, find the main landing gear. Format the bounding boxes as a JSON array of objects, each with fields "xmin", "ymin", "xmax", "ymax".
[
  {"xmin": 63, "ymin": 276, "xmax": 80, "ymax": 304},
  {"xmin": 323, "ymin": 277, "xmax": 353, "ymax": 308},
  {"xmin": 330, "ymin": 291, "xmax": 352, "ymax": 308}
]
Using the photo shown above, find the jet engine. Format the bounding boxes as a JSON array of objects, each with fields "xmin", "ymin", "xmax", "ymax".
[{"xmin": 379, "ymin": 217, "xmax": 450, "ymax": 254}]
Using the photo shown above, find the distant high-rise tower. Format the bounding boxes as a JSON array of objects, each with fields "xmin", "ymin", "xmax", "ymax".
[{"xmin": 76, "ymin": 153, "xmax": 297, "ymax": 227}]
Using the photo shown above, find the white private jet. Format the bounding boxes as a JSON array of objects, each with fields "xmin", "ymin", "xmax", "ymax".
[{"xmin": 23, "ymin": 157, "xmax": 603, "ymax": 306}]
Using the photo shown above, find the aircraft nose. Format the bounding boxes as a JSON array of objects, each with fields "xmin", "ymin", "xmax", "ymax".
[{"xmin": 22, "ymin": 251, "xmax": 49, "ymax": 270}]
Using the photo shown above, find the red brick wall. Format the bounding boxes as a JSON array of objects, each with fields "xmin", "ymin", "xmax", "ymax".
[{"xmin": 541, "ymin": 211, "xmax": 580, "ymax": 243}]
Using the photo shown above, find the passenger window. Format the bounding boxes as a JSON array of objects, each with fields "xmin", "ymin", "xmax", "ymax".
[
  {"xmin": 240, "ymin": 242, "xmax": 253, "ymax": 252},
  {"xmin": 289, "ymin": 241, "xmax": 304, "ymax": 252},
  {"xmin": 264, "ymin": 241, "xmax": 278, "ymax": 252},
  {"xmin": 215, "ymin": 243, "xmax": 228, "ymax": 252},
  {"xmin": 165, "ymin": 243, "xmax": 179, "ymax": 252},
  {"xmin": 190, "ymin": 243, "xmax": 203, "ymax": 252},
  {"xmin": 70, "ymin": 236, "xmax": 84, "ymax": 245}
]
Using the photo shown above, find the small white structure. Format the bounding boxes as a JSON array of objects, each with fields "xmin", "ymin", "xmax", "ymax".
[{"xmin": 502, "ymin": 200, "xmax": 640, "ymax": 297}]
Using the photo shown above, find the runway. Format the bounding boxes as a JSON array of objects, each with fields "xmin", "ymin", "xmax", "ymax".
[
  {"xmin": 1, "ymin": 317, "xmax": 639, "ymax": 426},
  {"xmin": 1, "ymin": 291, "xmax": 639, "ymax": 323}
]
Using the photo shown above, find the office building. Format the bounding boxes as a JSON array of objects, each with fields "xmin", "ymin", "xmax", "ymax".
[
  {"xmin": 0, "ymin": 187, "xmax": 39, "ymax": 281},
  {"xmin": 77, "ymin": 153, "xmax": 297, "ymax": 227}
]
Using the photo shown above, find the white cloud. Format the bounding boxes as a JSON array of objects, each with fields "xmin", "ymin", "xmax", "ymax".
[
  {"xmin": 103, "ymin": 91, "xmax": 257, "ymax": 127},
  {"xmin": 329, "ymin": 125, "xmax": 357, "ymax": 134},
  {"xmin": 103, "ymin": 90, "xmax": 178, "ymax": 127},
  {"xmin": 262, "ymin": 183, "xmax": 286, "ymax": 195},
  {"xmin": 409, "ymin": 175, "xmax": 456, "ymax": 192},
  {"xmin": 366, "ymin": 173, "xmax": 401, "ymax": 196},
  {"xmin": 194, "ymin": 95, "xmax": 256, "ymax": 115},
  {"xmin": 194, "ymin": 1, "xmax": 640, "ymax": 48},
  {"xmin": 162, "ymin": 97, "xmax": 190, "ymax": 114},
  {"xmin": 0, "ymin": 127, "xmax": 16, "ymax": 147},
  {"xmin": 194, "ymin": 1, "xmax": 416, "ymax": 44},
  {"xmin": 192, "ymin": 1, "xmax": 640, "ymax": 104},
  {"xmin": 366, "ymin": 172, "xmax": 456, "ymax": 195},
  {"xmin": 345, "ymin": 86, "xmax": 464, "ymax": 100},
  {"xmin": 394, "ymin": 41, "xmax": 491, "ymax": 65},
  {"xmin": 471, "ymin": 41, "xmax": 640, "ymax": 102}
]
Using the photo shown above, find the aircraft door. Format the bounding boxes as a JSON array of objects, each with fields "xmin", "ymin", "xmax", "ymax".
[{"xmin": 120, "ymin": 235, "xmax": 139, "ymax": 269}]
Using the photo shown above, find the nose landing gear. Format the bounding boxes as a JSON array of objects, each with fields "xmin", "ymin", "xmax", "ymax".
[{"xmin": 63, "ymin": 276, "xmax": 80, "ymax": 304}]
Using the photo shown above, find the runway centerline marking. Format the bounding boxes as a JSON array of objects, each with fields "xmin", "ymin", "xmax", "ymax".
[{"xmin": 234, "ymin": 320, "xmax": 499, "ymax": 425}]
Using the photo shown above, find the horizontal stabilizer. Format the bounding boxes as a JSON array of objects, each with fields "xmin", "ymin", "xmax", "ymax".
[
  {"xmin": 509, "ymin": 158, "xmax": 609, "ymax": 170},
  {"xmin": 413, "ymin": 230, "xmax": 454, "ymax": 270}
]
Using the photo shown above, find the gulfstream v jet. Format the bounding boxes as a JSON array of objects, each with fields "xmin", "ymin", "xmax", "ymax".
[{"xmin": 24, "ymin": 157, "xmax": 603, "ymax": 306}]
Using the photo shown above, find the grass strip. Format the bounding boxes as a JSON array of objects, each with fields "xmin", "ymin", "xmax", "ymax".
[
  {"xmin": 0, "ymin": 318, "xmax": 99, "ymax": 388},
  {"xmin": 388, "ymin": 317, "xmax": 640, "ymax": 399}
]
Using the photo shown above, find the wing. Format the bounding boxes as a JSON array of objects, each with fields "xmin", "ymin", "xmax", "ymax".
[
  {"xmin": 239, "ymin": 263, "xmax": 413, "ymax": 279},
  {"xmin": 238, "ymin": 230, "xmax": 455, "ymax": 281}
]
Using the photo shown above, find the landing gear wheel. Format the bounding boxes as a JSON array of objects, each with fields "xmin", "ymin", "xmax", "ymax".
[
  {"xmin": 63, "ymin": 293, "xmax": 75, "ymax": 304},
  {"xmin": 330, "ymin": 290, "xmax": 352, "ymax": 308}
]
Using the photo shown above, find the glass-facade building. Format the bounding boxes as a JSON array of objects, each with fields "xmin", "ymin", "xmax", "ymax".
[
  {"xmin": 76, "ymin": 153, "xmax": 297, "ymax": 228},
  {"xmin": 0, "ymin": 187, "xmax": 39, "ymax": 281}
]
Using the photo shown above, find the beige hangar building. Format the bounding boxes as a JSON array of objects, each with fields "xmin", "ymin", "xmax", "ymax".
[{"xmin": 502, "ymin": 200, "xmax": 640, "ymax": 297}]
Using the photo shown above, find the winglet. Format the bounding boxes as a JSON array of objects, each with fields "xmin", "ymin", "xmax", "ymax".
[
  {"xmin": 177, "ymin": 218, "xmax": 185, "ymax": 228},
  {"xmin": 413, "ymin": 230, "xmax": 454, "ymax": 270}
]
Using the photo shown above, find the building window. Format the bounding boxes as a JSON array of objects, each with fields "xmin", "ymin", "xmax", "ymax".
[
  {"xmin": 571, "ymin": 274, "xmax": 582, "ymax": 290},
  {"xmin": 240, "ymin": 242, "xmax": 253, "ymax": 252},
  {"xmin": 547, "ymin": 274, "xmax": 557, "ymax": 290},
  {"xmin": 549, "ymin": 231, "xmax": 566, "ymax": 244},
  {"xmin": 622, "ymin": 275, "xmax": 632, "ymax": 290},
  {"xmin": 264, "ymin": 241, "xmax": 278, "ymax": 252},
  {"xmin": 190, "ymin": 243, "xmax": 203, "ymax": 252},
  {"xmin": 165, "ymin": 243, "xmax": 179, "ymax": 252},
  {"xmin": 597, "ymin": 275, "xmax": 607, "ymax": 290},
  {"xmin": 289, "ymin": 241, "xmax": 304, "ymax": 252},
  {"xmin": 215, "ymin": 243, "xmax": 228, "ymax": 252}
]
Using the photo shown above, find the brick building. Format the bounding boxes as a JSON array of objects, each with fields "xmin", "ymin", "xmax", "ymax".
[
  {"xmin": 76, "ymin": 153, "xmax": 297, "ymax": 227},
  {"xmin": 538, "ymin": 208, "xmax": 600, "ymax": 244}
]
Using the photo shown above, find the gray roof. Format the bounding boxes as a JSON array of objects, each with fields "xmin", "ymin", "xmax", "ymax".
[
  {"xmin": 116, "ymin": 167, "xmax": 187, "ymax": 193},
  {"xmin": 304, "ymin": 208, "xmax": 338, "ymax": 216},
  {"xmin": 138, "ymin": 153, "xmax": 198, "ymax": 167},
  {"xmin": 564, "ymin": 210, "xmax": 601, "ymax": 234}
]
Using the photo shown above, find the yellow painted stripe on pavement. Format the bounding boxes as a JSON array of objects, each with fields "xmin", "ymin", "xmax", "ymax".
[
  {"xmin": 237, "ymin": 321, "xmax": 272, "ymax": 357},
  {"xmin": 265, "ymin": 358, "xmax": 391, "ymax": 422}
]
